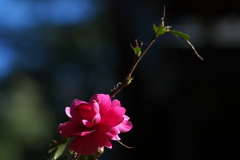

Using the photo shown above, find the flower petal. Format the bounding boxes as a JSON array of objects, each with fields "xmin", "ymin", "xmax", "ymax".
[
  {"xmin": 68, "ymin": 136, "xmax": 99, "ymax": 155},
  {"xmin": 111, "ymin": 134, "xmax": 120, "ymax": 140},
  {"xmin": 82, "ymin": 119, "xmax": 93, "ymax": 128},
  {"xmin": 75, "ymin": 102, "xmax": 101, "ymax": 127},
  {"xmin": 117, "ymin": 118, "xmax": 133, "ymax": 133},
  {"xmin": 100, "ymin": 106, "xmax": 125, "ymax": 128},
  {"xmin": 111, "ymin": 99, "xmax": 121, "ymax": 107},
  {"xmin": 91, "ymin": 100, "xmax": 100, "ymax": 114},
  {"xmin": 70, "ymin": 99, "xmax": 86, "ymax": 110},
  {"xmin": 65, "ymin": 107, "xmax": 72, "ymax": 119},
  {"xmin": 68, "ymin": 130, "xmax": 111, "ymax": 155},
  {"xmin": 104, "ymin": 140, "xmax": 112, "ymax": 149},
  {"xmin": 90, "ymin": 94, "xmax": 111, "ymax": 115},
  {"xmin": 58, "ymin": 121, "xmax": 85, "ymax": 137},
  {"xmin": 80, "ymin": 130, "xmax": 95, "ymax": 136},
  {"xmin": 70, "ymin": 99, "xmax": 87, "ymax": 121},
  {"xmin": 77, "ymin": 103, "xmax": 94, "ymax": 121},
  {"xmin": 105, "ymin": 127, "xmax": 120, "ymax": 138}
]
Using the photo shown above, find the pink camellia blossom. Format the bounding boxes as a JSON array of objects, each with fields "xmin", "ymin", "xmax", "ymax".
[{"xmin": 58, "ymin": 94, "xmax": 132, "ymax": 155}]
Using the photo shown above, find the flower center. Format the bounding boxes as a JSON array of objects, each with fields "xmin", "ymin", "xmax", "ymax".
[{"xmin": 76, "ymin": 103, "xmax": 101, "ymax": 128}]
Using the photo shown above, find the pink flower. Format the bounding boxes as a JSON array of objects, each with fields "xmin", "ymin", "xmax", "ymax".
[{"xmin": 58, "ymin": 94, "xmax": 132, "ymax": 155}]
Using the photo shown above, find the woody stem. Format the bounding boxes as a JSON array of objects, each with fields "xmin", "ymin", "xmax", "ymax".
[{"xmin": 109, "ymin": 35, "xmax": 157, "ymax": 98}]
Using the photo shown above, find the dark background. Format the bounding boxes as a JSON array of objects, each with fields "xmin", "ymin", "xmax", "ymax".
[{"xmin": 1, "ymin": 0, "xmax": 240, "ymax": 160}]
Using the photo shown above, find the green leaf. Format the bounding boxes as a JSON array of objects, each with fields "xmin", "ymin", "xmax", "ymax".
[
  {"xmin": 153, "ymin": 24, "xmax": 166, "ymax": 37},
  {"xmin": 169, "ymin": 30, "xmax": 190, "ymax": 41},
  {"xmin": 130, "ymin": 40, "xmax": 143, "ymax": 57},
  {"xmin": 153, "ymin": 24, "xmax": 158, "ymax": 33},
  {"xmin": 49, "ymin": 137, "xmax": 70, "ymax": 160},
  {"xmin": 132, "ymin": 47, "xmax": 141, "ymax": 57},
  {"xmin": 169, "ymin": 30, "xmax": 204, "ymax": 60}
]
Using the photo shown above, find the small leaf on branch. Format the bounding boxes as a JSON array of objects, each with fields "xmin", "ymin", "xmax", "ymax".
[
  {"xmin": 168, "ymin": 30, "xmax": 203, "ymax": 60},
  {"xmin": 132, "ymin": 47, "xmax": 141, "ymax": 57},
  {"xmin": 169, "ymin": 30, "xmax": 190, "ymax": 41},
  {"xmin": 130, "ymin": 39, "xmax": 143, "ymax": 57},
  {"xmin": 153, "ymin": 23, "xmax": 166, "ymax": 37}
]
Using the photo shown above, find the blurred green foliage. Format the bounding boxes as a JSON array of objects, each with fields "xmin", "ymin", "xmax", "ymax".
[{"xmin": 0, "ymin": 76, "xmax": 54, "ymax": 159}]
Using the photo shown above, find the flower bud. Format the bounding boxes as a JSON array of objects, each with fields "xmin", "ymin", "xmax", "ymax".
[{"xmin": 92, "ymin": 147, "xmax": 104, "ymax": 158}]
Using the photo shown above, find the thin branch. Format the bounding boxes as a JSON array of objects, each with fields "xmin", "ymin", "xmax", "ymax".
[
  {"xmin": 109, "ymin": 5, "xmax": 202, "ymax": 98},
  {"xmin": 186, "ymin": 40, "xmax": 204, "ymax": 61},
  {"xmin": 109, "ymin": 35, "xmax": 156, "ymax": 98},
  {"xmin": 109, "ymin": 7, "xmax": 165, "ymax": 98}
]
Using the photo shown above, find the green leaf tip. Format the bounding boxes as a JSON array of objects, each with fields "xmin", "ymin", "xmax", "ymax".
[
  {"xmin": 132, "ymin": 47, "xmax": 141, "ymax": 57},
  {"xmin": 169, "ymin": 30, "xmax": 203, "ymax": 60},
  {"xmin": 130, "ymin": 39, "xmax": 143, "ymax": 57},
  {"xmin": 169, "ymin": 30, "xmax": 190, "ymax": 41},
  {"xmin": 48, "ymin": 137, "xmax": 70, "ymax": 160}
]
